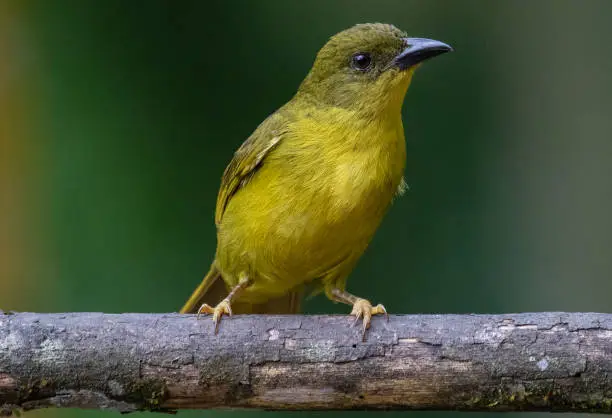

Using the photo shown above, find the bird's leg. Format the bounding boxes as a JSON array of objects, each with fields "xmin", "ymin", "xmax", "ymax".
[
  {"xmin": 197, "ymin": 275, "xmax": 252, "ymax": 334},
  {"xmin": 331, "ymin": 288, "xmax": 388, "ymax": 340}
]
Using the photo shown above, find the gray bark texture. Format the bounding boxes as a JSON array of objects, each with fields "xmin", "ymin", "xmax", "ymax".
[{"xmin": 0, "ymin": 312, "xmax": 611, "ymax": 415}]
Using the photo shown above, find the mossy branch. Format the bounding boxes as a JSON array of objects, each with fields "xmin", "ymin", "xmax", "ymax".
[{"xmin": 0, "ymin": 312, "xmax": 611, "ymax": 415}]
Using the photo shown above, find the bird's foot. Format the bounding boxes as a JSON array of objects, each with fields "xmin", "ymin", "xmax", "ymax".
[
  {"xmin": 197, "ymin": 298, "xmax": 232, "ymax": 334},
  {"xmin": 350, "ymin": 298, "xmax": 388, "ymax": 341}
]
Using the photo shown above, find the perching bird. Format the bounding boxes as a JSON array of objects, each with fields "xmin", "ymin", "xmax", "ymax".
[{"xmin": 181, "ymin": 23, "xmax": 451, "ymax": 339}]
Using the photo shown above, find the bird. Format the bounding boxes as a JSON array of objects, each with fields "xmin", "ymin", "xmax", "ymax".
[{"xmin": 180, "ymin": 23, "xmax": 452, "ymax": 339}]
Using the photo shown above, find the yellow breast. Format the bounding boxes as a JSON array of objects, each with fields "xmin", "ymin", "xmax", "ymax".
[
  {"xmin": 286, "ymin": 106, "xmax": 406, "ymax": 220},
  {"xmin": 216, "ymin": 105, "xmax": 406, "ymax": 301}
]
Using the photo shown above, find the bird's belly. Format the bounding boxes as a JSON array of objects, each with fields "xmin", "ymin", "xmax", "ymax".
[
  {"xmin": 216, "ymin": 113, "xmax": 406, "ymax": 303},
  {"xmin": 216, "ymin": 168, "xmax": 396, "ymax": 302}
]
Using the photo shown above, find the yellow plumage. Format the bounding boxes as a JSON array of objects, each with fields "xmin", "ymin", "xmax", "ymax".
[{"xmin": 180, "ymin": 23, "xmax": 451, "ymax": 337}]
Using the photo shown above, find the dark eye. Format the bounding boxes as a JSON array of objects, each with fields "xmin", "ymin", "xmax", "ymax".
[{"xmin": 350, "ymin": 52, "xmax": 372, "ymax": 71}]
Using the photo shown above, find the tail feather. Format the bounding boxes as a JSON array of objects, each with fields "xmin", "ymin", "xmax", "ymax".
[
  {"xmin": 180, "ymin": 264, "xmax": 225, "ymax": 314},
  {"xmin": 180, "ymin": 262, "xmax": 302, "ymax": 315},
  {"xmin": 245, "ymin": 291, "xmax": 301, "ymax": 314}
]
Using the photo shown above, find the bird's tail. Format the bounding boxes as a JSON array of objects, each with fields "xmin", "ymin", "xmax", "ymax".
[
  {"xmin": 180, "ymin": 262, "xmax": 302, "ymax": 314},
  {"xmin": 180, "ymin": 263, "xmax": 225, "ymax": 314}
]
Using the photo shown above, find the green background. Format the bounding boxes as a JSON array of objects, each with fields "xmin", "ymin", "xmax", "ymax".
[{"xmin": 2, "ymin": 1, "xmax": 611, "ymax": 418}]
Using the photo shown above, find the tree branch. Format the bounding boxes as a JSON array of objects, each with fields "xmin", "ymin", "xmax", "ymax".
[{"xmin": 0, "ymin": 312, "xmax": 611, "ymax": 415}]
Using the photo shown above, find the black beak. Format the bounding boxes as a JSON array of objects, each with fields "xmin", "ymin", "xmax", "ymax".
[{"xmin": 394, "ymin": 38, "xmax": 453, "ymax": 70}]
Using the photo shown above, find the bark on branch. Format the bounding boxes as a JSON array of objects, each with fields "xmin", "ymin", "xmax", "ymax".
[{"xmin": 0, "ymin": 312, "xmax": 611, "ymax": 415}]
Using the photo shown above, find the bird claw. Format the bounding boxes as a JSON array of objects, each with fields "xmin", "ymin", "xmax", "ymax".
[
  {"xmin": 197, "ymin": 298, "xmax": 233, "ymax": 334},
  {"xmin": 349, "ymin": 298, "xmax": 388, "ymax": 341}
]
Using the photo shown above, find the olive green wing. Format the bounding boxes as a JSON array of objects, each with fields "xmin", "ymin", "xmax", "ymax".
[
  {"xmin": 215, "ymin": 113, "xmax": 287, "ymax": 225},
  {"xmin": 211, "ymin": 112, "xmax": 301, "ymax": 313}
]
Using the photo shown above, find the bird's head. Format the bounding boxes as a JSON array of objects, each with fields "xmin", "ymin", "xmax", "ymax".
[{"xmin": 298, "ymin": 23, "xmax": 452, "ymax": 116}]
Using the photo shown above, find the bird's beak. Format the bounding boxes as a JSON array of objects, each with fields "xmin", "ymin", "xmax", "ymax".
[{"xmin": 393, "ymin": 38, "xmax": 453, "ymax": 70}]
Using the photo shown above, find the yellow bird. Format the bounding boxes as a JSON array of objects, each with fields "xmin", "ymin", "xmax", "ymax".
[{"xmin": 181, "ymin": 23, "xmax": 451, "ymax": 338}]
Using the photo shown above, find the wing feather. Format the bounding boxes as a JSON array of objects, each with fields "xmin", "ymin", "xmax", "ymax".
[{"xmin": 214, "ymin": 113, "xmax": 287, "ymax": 225}]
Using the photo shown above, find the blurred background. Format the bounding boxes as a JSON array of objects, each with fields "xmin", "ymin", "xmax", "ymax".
[{"xmin": 1, "ymin": 0, "xmax": 611, "ymax": 417}]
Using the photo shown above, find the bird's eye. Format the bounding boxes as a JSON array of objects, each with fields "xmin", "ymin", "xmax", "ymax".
[{"xmin": 350, "ymin": 52, "xmax": 372, "ymax": 71}]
